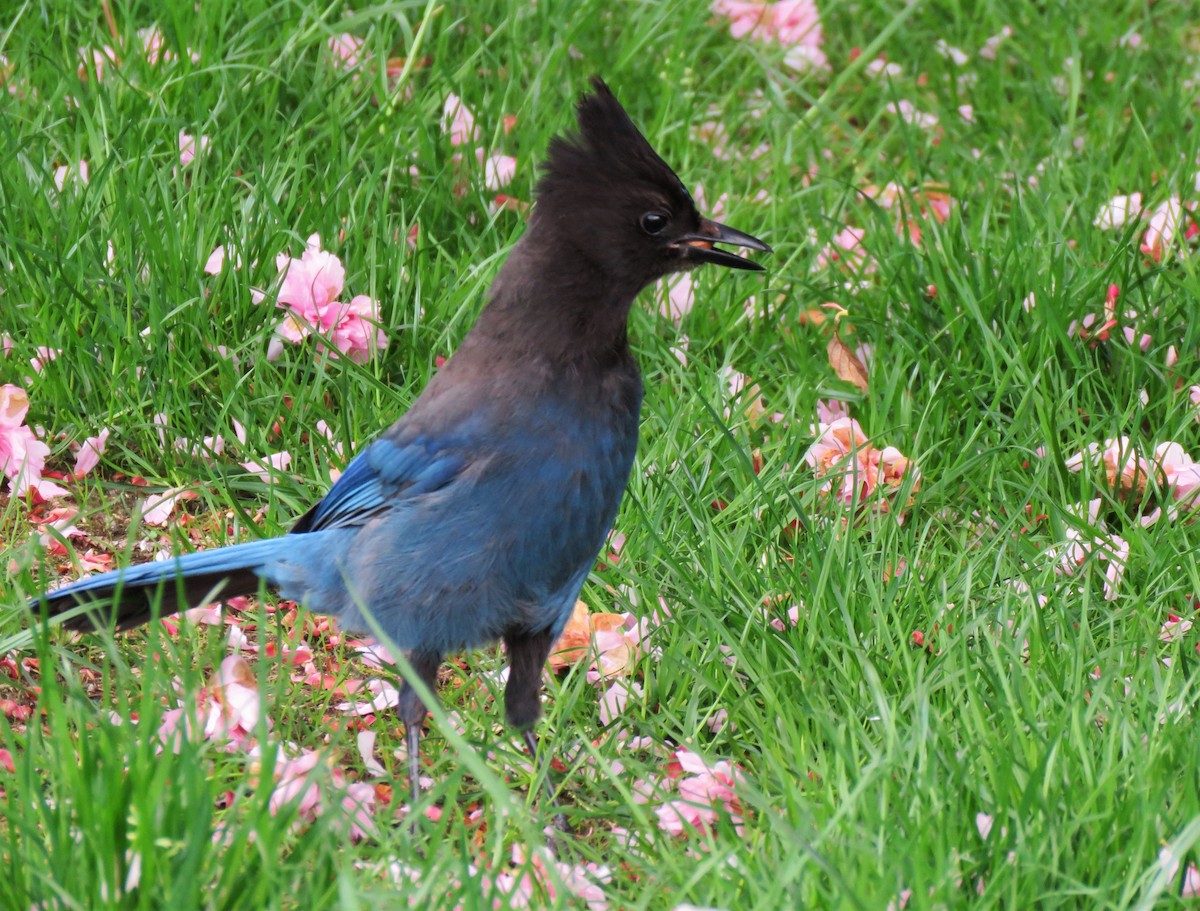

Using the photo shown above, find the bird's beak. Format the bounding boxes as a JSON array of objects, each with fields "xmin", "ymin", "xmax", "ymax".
[{"xmin": 676, "ymin": 219, "xmax": 772, "ymax": 271}]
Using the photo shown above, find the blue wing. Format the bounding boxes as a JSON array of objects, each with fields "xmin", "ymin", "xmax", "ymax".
[{"xmin": 292, "ymin": 434, "xmax": 465, "ymax": 532}]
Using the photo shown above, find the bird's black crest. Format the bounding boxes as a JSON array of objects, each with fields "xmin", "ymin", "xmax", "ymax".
[{"xmin": 537, "ymin": 77, "xmax": 691, "ymax": 204}]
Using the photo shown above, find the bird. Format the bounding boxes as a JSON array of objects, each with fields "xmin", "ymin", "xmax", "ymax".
[{"xmin": 28, "ymin": 77, "xmax": 770, "ymax": 825}]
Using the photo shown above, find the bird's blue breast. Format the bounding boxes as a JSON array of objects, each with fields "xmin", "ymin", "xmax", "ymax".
[{"xmin": 283, "ymin": 359, "xmax": 643, "ymax": 654}]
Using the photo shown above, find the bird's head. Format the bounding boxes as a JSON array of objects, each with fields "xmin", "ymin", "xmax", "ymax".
[{"xmin": 531, "ymin": 78, "xmax": 770, "ymax": 292}]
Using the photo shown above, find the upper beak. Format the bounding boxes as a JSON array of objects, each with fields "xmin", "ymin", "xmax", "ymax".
[{"xmin": 676, "ymin": 219, "xmax": 772, "ymax": 271}]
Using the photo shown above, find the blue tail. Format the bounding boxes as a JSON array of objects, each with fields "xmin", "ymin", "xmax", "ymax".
[{"xmin": 31, "ymin": 536, "xmax": 300, "ymax": 631}]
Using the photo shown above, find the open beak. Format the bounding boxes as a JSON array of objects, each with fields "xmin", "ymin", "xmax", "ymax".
[{"xmin": 676, "ymin": 219, "xmax": 772, "ymax": 271}]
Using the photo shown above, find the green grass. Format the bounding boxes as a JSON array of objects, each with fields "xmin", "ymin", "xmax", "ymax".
[{"xmin": 5, "ymin": 0, "xmax": 1200, "ymax": 907}]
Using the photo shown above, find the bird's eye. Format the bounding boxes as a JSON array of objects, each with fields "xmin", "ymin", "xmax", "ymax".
[{"xmin": 640, "ymin": 211, "xmax": 670, "ymax": 235}]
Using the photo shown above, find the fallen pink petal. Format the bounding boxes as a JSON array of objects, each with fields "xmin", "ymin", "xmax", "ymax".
[
  {"xmin": 268, "ymin": 748, "xmax": 380, "ymax": 841},
  {"xmin": 269, "ymin": 750, "xmax": 324, "ymax": 820},
  {"xmin": 52, "ymin": 160, "xmax": 89, "ymax": 192},
  {"xmin": 240, "ymin": 451, "xmax": 292, "ymax": 481},
  {"xmin": 1160, "ymin": 614, "xmax": 1192, "ymax": 643},
  {"xmin": 357, "ymin": 730, "xmax": 388, "ymax": 777},
  {"xmin": 655, "ymin": 748, "xmax": 747, "ymax": 837},
  {"xmin": 78, "ymin": 45, "xmax": 118, "ymax": 82},
  {"xmin": 276, "ymin": 234, "xmax": 346, "ymax": 317},
  {"xmin": 1057, "ymin": 499, "xmax": 1129, "ymax": 601},
  {"xmin": 711, "ymin": 0, "xmax": 828, "ymax": 70},
  {"xmin": 353, "ymin": 638, "xmax": 399, "ymax": 670},
  {"xmin": 520, "ymin": 846, "xmax": 612, "ymax": 910},
  {"xmin": 35, "ymin": 508, "xmax": 85, "ymax": 553},
  {"xmin": 73, "ymin": 427, "xmax": 110, "ymax": 478},
  {"xmin": 804, "ymin": 413, "xmax": 919, "ymax": 518},
  {"xmin": 263, "ymin": 235, "xmax": 387, "ymax": 362},
  {"xmin": 888, "ymin": 99, "xmax": 939, "ymax": 130},
  {"xmin": 481, "ymin": 151, "xmax": 518, "ymax": 190},
  {"xmin": 598, "ymin": 679, "xmax": 641, "ymax": 725},
  {"xmin": 336, "ymin": 678, "xmax": 401, "ymax": 716},
  {"xmin": 327, "ymin": 33, "xmax": 365, "ymax": 68},
  {"xmin": 1155, "ymin": 442, "xmax": 1200, "ymax": 508},
  {"xmin": 976, "ymin": 812, "xmax": 994, "ymax": 840},
  {"xmin": 203, "ymin": 245, "xmax": 230, "ymax": 274},
  {"xmin": 1065, "ymin": 437, "xmax": 1152, "ymax": 498},
  {"xmin": 1140, "ymin": 197, "xmax": 1184, "ymax": 261},
  {"xmin": 30, "ymin": 347, "xmax": 61, "ymax": 373},
  {"xmin": 1159, "ymin": 846, "xmax": 1200, "ymax": 899},
  {"xmin": 323, "ymin": 296, "xmax": 389, "ymax": 363},
  {"xmin": 1094, "ymin": 192, "xmax": 1142, "ymax": 229},
  {"xmin": 141, "ymin": 488, "xmax": 198, "ymax": 525},
  {"xmin": 658, "ymin": 274, "xmax": 695, "ymax": 323},
  {"xmin": 443, "ymin": 92, "xmax": 480, "ymax": 147},
  {"xmin": 765, "ymin": 603, "xmax": 801, "ymax": 631},
  {"xmin": 814, "ymin": 225, "xmax": 873, "ymax": 273},
  {"xmin": 181, "ymin": 604, "xmax": 225, "ymax": 626},
  {"xmin": 205, "ymin": 654, "xmax": 265, "ymax": 744},
  {"xmin": 815, "ymin": 398, "xmax": 849, "ymax": 425},
  {"xmin": 178, "ymin": 130, "xmax": 210, "ymax": 167},
  {"xmin": 0, "ymin": 384, "xmax": 61, "ymax": 497},
  {"xmin": 138, "ymin": 26, "xmax": 168, "ymax": 64},
  {"xmin": 866, "ymin": 57, "xmax": 903, "ymax": 79}
]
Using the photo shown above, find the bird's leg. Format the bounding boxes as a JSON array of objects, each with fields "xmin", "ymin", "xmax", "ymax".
[
  {"xmin": 521, "ymin": 727, "xmax": 569, "ymax": 830},
  {"xmin": 504, "ymin": 630, "xmax": 571, "ymax": 837},
  {"xmin": 394, "ymin": 650, "xmax": 443, "ymax": 831},
  {"xmin": 405, "ymin": 722, "xmax": 422, "ymax": 807}
]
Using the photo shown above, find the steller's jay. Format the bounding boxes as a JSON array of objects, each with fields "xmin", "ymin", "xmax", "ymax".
[{"xmin": 28, "ymin": 77, "xmax": 770, "ymax": 822}]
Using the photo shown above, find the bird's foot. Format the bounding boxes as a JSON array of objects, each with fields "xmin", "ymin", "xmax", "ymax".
[{"xmin": 543, "ymin": 815, "xmax": 572, "ymax": 859}]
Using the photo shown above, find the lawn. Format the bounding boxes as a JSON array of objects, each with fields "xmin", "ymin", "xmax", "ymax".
[{"xmin": 4, "ymin": 0, "xmax": 1200, "ymax": 908}]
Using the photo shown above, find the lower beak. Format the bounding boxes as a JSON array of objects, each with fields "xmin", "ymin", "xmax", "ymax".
[{"xmin": 677, "ymin": 219, "xmax": 772, "ymax": 271}]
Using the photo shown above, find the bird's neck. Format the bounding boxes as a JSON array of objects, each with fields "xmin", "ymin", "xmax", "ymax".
[{"xmin": 463, "ymin": 230, "xmax": 641, "ymax": 371}]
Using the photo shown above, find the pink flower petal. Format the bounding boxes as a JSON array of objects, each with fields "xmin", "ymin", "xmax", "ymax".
[
  {"xmin": 276, "ymin": 234, "xmax": 345, "ymax": 314},
  {"xmin": 240, "ymin": 451, "xmax": 291, "ymax": 482},
  {"xmin": 658, "ymin": 274, "xmax": 695, "ymax": 323},
  {"xmin": 442, "ymin": 92, "xmax": 480, "ymax": 147},
  {"xmin": 0, "ymin": 384, "xmax": 61, "ymax": 496},
  {"xmin": 178, "ymin": 130, "xmax": 209, "ymax": 167},
  {"xmin": 814, "ymin": 225, "xmax": 873, "ymax": 273},
  {"xmin": 654, "ymin": 749, "xmax": 747, "ymax": 837},
  {"xmin": 141, "ymin": 488, "xmax": 197, "ymax": 526},
  {"xmin": 205, "ymin": 654, "xmax": 263, "ymax": 741},
  {"xmin": 711, "ymin": 0, "xmax": 828, "ymax": 69},
  {"xmin": 357, "ymin": 730, "xmax": 387, "ymax": 777},
  {"xmin": 36, "ymin": 507, "xmax": 85, "ymax": 551},
  {"xmin": 1140, "ymin": 197, "xmax": 1184, "ymax": 261},
  {"xmin": 203, "ymin": 246, "xmax": 227, "ymax": 275},
  {"xmin": 598, "ymin": 680, "xmax": 638, "ymax": 726},
  {"xmin": 336, "ymin": 679, "xmax": 400, "ymax": 715},
  {"xmin": 52, "ymin": 160, "xmax": 89, "ymax": 192},
  {"xmin": 1094, "ymin": 193, "xmax": 1142, "ymax": 229},
  {"xmin": 327, "ymin": 33, "xmax": 365, "ymax": 68},
  {"xmin": 73, "ymin": 428, "xmax": 110, "ymax": 478},
  {"xmin": 1160, "ymin": 615, "xmax": 1192, "ymax": 643},
  {"xmin": 976, "ymin": 812, "xmax": 994, "ymax": 839},
  {"xmin": 30, "ymin": 347, "xmax": 61, "ymax": 373},
  {"xmin": 482, "ymin": 151, "xmax": 517, "ymax": 190},
  {"xmin": 1, "ymin": 384, "xmax": 32, "ymax": 432}
]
